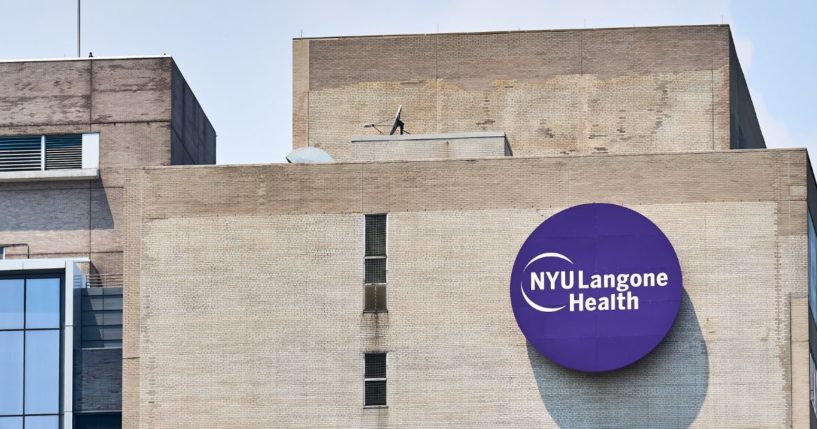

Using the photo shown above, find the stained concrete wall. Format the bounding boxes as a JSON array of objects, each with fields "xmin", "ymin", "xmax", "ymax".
[
  {"xmin": 124, "ymin": 149, "xmax": 809, "ymax": 428},
  {"xmin": 293, "ymin": 25, "xmax": 743, "ymax": 161},
  {"xmin": 350, "ymin": 132, "xmax": 509, "ymax": 161},
  {"xmin": 0, "ymin": 57, "xmax": 215, "ymax": 277}
]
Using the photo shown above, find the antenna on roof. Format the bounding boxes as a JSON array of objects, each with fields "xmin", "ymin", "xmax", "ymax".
[
  {"xmin": 77, "ymin": 0, "xmax": 81, "ymax": 57},
  {"xmin": 363, "ymin": 105, "xmax": 409, "ymax": 135},
  {"xmin": 389, "ymin": 105, "xmax": 405, "ymax": 135}
]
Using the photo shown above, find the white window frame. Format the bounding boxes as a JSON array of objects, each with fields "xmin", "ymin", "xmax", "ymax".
[{"xmin": 0, "ymin": 257, "xmax": 89, "ymax": 429}]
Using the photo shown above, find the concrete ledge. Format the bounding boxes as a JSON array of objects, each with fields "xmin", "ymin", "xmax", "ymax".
[
  {"xmin": 0, "ymin": 257, "xmax": 90, "ymax": 272},
  {"xmin": 350, "ymin": 131, "xmax": 510, "ymax": 161},
  {"xmin": 0, "ymin": 168, "xmax": 98, "ymax": 182},
  {"xmin": 351, "ymin": 131, "xmax": 506, "ymax": 143}
]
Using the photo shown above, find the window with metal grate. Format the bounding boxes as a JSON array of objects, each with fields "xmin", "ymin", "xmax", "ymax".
[
  {"xmin": 0, "ymin": 134, "xmax": 85, "ymax": 172},
  {"xmin": 0, "ymin": 136, "xmax": 42, "ymax": 172},
  {"xmin": 364, "ymin": 214, "xmax": 387, "ymax": 312},
  {"xmin": 364, "ymin": 353, "xmax": 387, "ymax": 407},
  {"xmin": 45, "ymin": 134, "xmax": 83, "ymax": 170}
]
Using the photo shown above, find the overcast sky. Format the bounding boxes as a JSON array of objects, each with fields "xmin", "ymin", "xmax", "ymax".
[{"xmin": 0, "ymin": 0, "xmax": 814, "ymax": 164}]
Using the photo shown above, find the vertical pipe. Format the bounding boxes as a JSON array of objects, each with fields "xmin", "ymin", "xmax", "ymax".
[
  {"xmin": 77, "ymin": 0, "xmax": 81, "ymax": 57},
  {"xmin": 40, "ymin": 135, "xmax": 45, "ymax": 171}
]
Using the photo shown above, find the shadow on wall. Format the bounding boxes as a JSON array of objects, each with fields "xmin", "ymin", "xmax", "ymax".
[
  {"xmin": 0, "ymin": 182, "xmax": 114, "ymax": 232},
  {"xmin": 528, "ymin": 292, "xmax": 708, "ymax": 429}
]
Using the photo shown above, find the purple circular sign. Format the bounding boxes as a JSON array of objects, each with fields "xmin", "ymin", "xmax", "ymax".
[{"xmin": 510, "ymin": 203, "xmax": 682, "ymax": 372}]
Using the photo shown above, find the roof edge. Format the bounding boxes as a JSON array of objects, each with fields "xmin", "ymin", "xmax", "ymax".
[
  {"xmin": 0, "ymin": 54, "xmax": 171, "ymax": 64},
  {"xmin": 294, "ymin": 24, "xmax": 729, "ymax": 41},
  {"xmin": 130, "ymin": 147, "xmax": 806, "ymax": 171}
]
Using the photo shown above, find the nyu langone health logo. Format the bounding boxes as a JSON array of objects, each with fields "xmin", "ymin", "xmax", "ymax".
[
  {"xmin": 519, "ymin": 251, "xmax": 669, "ymax": 313},
  {"xmin": 510, "ymin": 203, "xmax": 682, "ymax": 372}
]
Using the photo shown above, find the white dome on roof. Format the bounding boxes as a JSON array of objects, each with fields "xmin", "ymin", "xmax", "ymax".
[{"xmin": 285, "ymin": 147, "xmax": 334, "ymax": 164}]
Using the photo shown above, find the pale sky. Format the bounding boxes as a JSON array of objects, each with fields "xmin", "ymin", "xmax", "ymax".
[{"xmin": 0, "ymin": 0, "xmax": 814, "ymax": 164}]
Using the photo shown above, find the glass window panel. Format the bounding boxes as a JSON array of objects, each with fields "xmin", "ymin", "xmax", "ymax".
[
  {"xmin": 364, "ymin": 284, "xmax": 387, "ymax": 313},
  {"xmin": 81, "ymin": 311, "xmax": 104, "ymax": 326},
  {"xmin": 25, "ymin": 277, "xmax": 61, "ymax": 329},
  {"xmin": 364, "ymin": 259, "xmax": 386, "ymax": 284},
  {"xmin": 80, "ymin": 295, "xmax": 104, "ymax": 312},
  {"xmin": 81, "ymin": 326, "xmax": 104, "ymax": 341},
  {"xmin": 374, "ymin": 284, "xmax": 387, "ymax": 312},
  {"xmin": 103, "ymin": 295, "xmax": 122, "ymax": 311},
  {"xmin": 82, "ymin": 340, "xmax": 105, "ymax": 349},
  {"xmin": 809, "ymin": 215, "xmax": 817, "ymax": 318},
  {"xmin": 0, "ymin": 331, "xmax": 23, "ymax": 415},
  {"xmin": 364, "ymin": 353, "xmax": 387, "ymax": 378},
  {"xmin": 365, "ymin": 215, "xmax": 387, "ymax": 256},
  {"xmin": 0, "ymin": 279, "xmax": 23, "ymax": 329},
  {"xmin": 364, "ymin": 284, "xmax": 377, "ymax": 312},
  {"xmin": 24, "ymin": 330, "xmax": 60, "ymax": 415},
  {"xmin": 0, "ymin": 417, "xmax": 22, "ymax": 429},
  {"xmin": 23, "ymin": 415, "xmax": 59, "ymax": 429},
  {"xmin": 102, "ymin": 326, "xmax": 122, "ymax": 341},
  {"xmin": 364, "ymin": 380, "xmax": 387, "ymax": 406},
  {"xmin": 103, "ymin": 311, "xmax": 123, "ymax": 325},
  {"xmin": 103, "ymin": 340, "xmax": 122, "ymax": 349},
  {"xmin": 75, "ymin": 413, "xmax": 122, "ymax": 429}
]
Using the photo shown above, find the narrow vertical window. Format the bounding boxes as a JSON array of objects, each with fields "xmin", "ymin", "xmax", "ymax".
[
  {"xmin": 811, "ymin": 352, "xmax": 817, "ymax": 416},
  {"xmin": 364, "ymin": 353, "xmax": 387, "ymax": 407},
  {"xmin": 364, "ymin": 214, "xmax": 387, "ymax": 312}
]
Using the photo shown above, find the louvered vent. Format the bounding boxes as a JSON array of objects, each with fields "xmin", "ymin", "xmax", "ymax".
[
  {"xmin": 45, "ymin": 134, "xmax": 83, "ymax": 170},
  {"xmin": 0, "ymin": 136, "xmax": 42, "ymax": 172}
]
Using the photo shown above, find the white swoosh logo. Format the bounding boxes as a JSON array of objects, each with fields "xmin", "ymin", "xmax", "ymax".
[
  {"xmin": 520, "ymin": 252, "xmax": 572, "ymax": 313},
  {"xmin": 521, "ymin": 283, "xmax": 566, "ymax": 312},
  {"xmin": 524, "ymin": 252, "xmax": 573, "ymax": 270}
]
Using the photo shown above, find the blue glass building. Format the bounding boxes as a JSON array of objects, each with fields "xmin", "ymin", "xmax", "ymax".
[{"xmin": 0, "ymin": 259, "xmax": 111, "ymax": 429}]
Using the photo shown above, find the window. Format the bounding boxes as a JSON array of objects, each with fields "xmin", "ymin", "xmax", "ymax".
[
  {"xmin": 809, "ymin": 214, "xmax": 817, "ymax": 319},
  {"xmin": 0, "ymin": 275, "xmax": 62, "ymax": 428},
  {"xmin": 80, "ymin": 287, "xmax": 123, "ymax": 349},
  {"xmin": 364, "ymin": 214, "xmax": 387, "ymax": 312},
  {"xmin": 364, "ymin": 353, "xmax": 387, "ymax": 407},
  {"xmin": 0, "ymin": 133, "xmax": 98, "ymax": 173},
  {"xmin": 812, "ymin": 352, "xmax": 817, "ymax": 417},
  {"xmin": 74, "ymin": 412, "xmax": 122, "ymax": 429}
]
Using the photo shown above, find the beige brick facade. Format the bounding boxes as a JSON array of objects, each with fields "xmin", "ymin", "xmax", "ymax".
[
  {"xmin": 294, "ymin": 25, "xmax": 761, "ymax": 161},
  {"xmin": 124, "ymin": 149, "xmax": 809, "ymax": 428},
  {"xmin": 0, "ymin": 24, "xmax": 782, "ymax": 429},
  {"xmin": 0, "ymin": 57, "xmax": 214, "ymax": 277}
]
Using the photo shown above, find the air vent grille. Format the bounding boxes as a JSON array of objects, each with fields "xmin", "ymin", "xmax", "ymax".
[
  {"xmin": 45, "ymin": 134, "xmax": 83, "ymax": 170},
  {"xmin": 0, "ymin": 136, "xmax": 42, "ymax": 172},
  {"xmin": 0, "ymin": 134, "xmax": 86, "ymax": 172}
]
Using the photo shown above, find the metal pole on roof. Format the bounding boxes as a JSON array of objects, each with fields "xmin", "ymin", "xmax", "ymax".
[{"xmin": 77, "ymin": 0, "xmax": 81, "ymax": 57}]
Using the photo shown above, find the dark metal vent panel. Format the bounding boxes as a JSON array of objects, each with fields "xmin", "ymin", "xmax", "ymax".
[
  {"xmin": 45, "ymin": 134, "xmax": 82, "ymax": 170},
  {"xmin": 0, "ymin": 136, "xmax": 42, "ymax": 172}
]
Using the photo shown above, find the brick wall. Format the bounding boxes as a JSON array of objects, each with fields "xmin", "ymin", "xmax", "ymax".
[
  {"xmin": 124, "ymin": 149, "xmax": 808, "ymax": 428},
  {"xmin": 294, "ymin": 26, "xmax": 739, "ymax": 161},
  {"xmin": 0, "ymin": 57, "xmax": 215, "ymax": 277}
]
